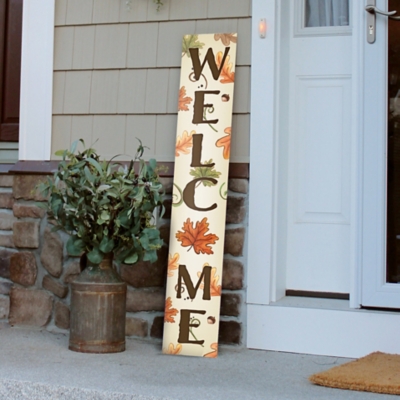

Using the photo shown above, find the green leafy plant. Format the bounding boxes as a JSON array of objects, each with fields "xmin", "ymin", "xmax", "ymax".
[
  {"xmin": 125, "ymin": 0, "xmax": 163, "ymax": 11},
  {"xmin": 153, "ymin": 0, "xmax": 163, "ymax": 11},
  {"xmin": 37, "ymin": 140, "xmax": 165, "ymax": 265}
]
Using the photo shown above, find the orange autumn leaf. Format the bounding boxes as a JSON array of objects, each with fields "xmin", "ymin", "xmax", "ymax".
[
  {"xmin": 216, "ymin": 127, "xmax": 231, "ymax": 160},
  {"xmin": 204, "ymin": 343, "xmax": 218, "ymax": 358},
  {"xmin": 176, "ymin": 217, "xmax": 219, "ymax": 255},
  {"xmin": 168, "ymin": 252, "xmax": 179, "ymax": 277},
  {"xmin": 216, "ymin": 51, "xmax": 235, "ymax": 84},
  {"xmin": 164, "ymin": 297, "xmax": 178, "ymax": 323},
  {"xmin": 209, "ymin": 267, "xmax": 221, "ymax": 296},
  {"xmin": 214, "ymin": 33, "xmax": 237, "ymax": 46},
  {"xmin": 175, "ymin": 130, "xmax": 194, "ymax": 156},
  {"xmin": 198, "ymin": 266, "xmax": 221, "ymax": 297},
  {"xmin": 178, "ymin": 86, "xmax": 192, "ymax": 111},
  {"xmin": 166, "ymin": 343, "xmax": 182, "ymax": 355}
]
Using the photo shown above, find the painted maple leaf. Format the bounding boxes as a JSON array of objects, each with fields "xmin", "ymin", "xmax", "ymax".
[
  {"xmin": 216, "ymin": 127, "xmax": 231, "ymax": 160},
  {"xmin": 214, "ymin": 33, "xmax": 237, "ymax": 46},
  {"xmin": 164, "ymin": 297, "xmax": 178, "ymax": 323},
  {"xmin": 182, "ymin": 35, "xmax": 205, "ymax": 58},
  {"xmin": 178, "ymin": 86, "xmax": 192, "ymax": 111},
  {"xmin": 189, "ymin": 159, "xmax": 221, "ymax": 187},
  {"xmin": 215, "ymin": 51, "xmax": 235, "ymax": 84},
  {"xmin": 198, "ymin": 266, "xmax": 221, "ymax": 297},
  {"xmin": 175, "ymin": 130, "xmax": 194, "ymax": 156},
  {"xmin": 204, "ymin": 342, "xmax": 218, "ymax": 358},
  {"xmin": 168, "ymin": 252, "xmax": 179, "ymax": 277},
  {"xmin": 166, "ymin": 343, "xmax": 182, "ymax": 355},
  {"xmin": 176, "ymin": 217, "xmax": 219, "ymax": 255}
]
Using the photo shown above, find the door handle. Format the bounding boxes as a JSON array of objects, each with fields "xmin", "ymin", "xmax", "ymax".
[
  {"xmin": 366, "ymin": 0, "xmax": 400, "ymax": 44},
  {"xmin": 365, "ymin": 5, "xmax": 400, "ymax": 19}
]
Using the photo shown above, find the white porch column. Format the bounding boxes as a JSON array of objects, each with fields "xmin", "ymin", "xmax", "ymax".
[{"xmin": 19, "ymin": 0, "xmax": 54, "ymax": 160}]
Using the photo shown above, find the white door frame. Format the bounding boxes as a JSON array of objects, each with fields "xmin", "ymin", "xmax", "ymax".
[
  {"xmin": 19, "ymin": 0, "xmax": 54, "ymax": 161},
  {"xmin": 247, "ymin": 0, "xmax": 400, "ymax": 357},
  {"xmin": 248, "ymin": 0, "xmax": 362, "ymax": 309},
  {"xmin": 247, "ymin": 0, "xmax": 280, "ymax": 306}
]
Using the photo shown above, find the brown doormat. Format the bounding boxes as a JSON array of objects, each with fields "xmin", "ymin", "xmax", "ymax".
[{"xmin": 309, "ymin": 352, "xmax": 400, "ymax": 395}]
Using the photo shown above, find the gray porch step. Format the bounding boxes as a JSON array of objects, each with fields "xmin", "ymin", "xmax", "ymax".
[
  {"xmin": 0, "ymin": 379, "xmax": 165, "ymax": 400},
  {"xmin": 0, "ymin": 324, "xmax": 394, "ymax": 400}
]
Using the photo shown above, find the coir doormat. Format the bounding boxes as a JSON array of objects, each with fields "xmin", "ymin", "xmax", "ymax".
[{"xmin": 309, "ymin": 352, "xmax": 400, "ymax": 395}]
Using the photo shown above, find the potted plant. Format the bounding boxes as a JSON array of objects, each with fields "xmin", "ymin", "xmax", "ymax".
[{"xmin": 37, "ymin": 139, "xmax": 165, "ymax": 353}]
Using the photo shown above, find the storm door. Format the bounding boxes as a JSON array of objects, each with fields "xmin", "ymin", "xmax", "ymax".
[{"xmin": 361, "ymin": 0, "xmax": 400, "ymax": 308}]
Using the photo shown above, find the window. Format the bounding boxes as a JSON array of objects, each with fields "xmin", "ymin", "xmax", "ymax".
[
  {"xmin": 305, "ymin": 0, "xmax": 349, "ymax": 28},
  {"xmin": 294, "ymin": 0, "xmax": 351, "ymax": 37}
]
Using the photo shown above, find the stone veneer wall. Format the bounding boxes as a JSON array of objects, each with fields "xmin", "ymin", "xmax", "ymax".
[{"xmin": 0, "ymin": 173, "xmax": 248, "ymax": 346}]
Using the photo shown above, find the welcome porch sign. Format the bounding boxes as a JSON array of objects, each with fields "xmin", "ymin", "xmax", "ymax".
[{"xmin": 162, "ymin": 33, "xmax": 237, "ymax": 357}]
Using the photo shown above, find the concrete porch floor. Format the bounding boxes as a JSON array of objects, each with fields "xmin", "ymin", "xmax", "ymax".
[{"xmin": 0, "ymin": 323, "xmax": 395, "ymax": 400}]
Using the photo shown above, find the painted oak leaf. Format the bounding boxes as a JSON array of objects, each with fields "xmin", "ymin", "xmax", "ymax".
[
  {"xmin": 216, "ymin": 51, "xmax": 235, "ymax": 84},
  {"xmin": 178, "ymin": 86, "xmax": 192, "ymax": 111},
  {"xmin": 182, "ymin": 35, "xmax": 205, "ymax": 58},
  {"xmin": 216, "ymin": 127, "xmax": 231, "ymax": 160},
  {"xmin": 166, "ymin": 343, "xmax": 182, "ymax": 355},
  {"xmin": 204, "ymin": 343, "xmax": 218, "ymax": 358},
  {"xmin": 198, "ymin": 266, "xmax": 221, "ymax": 296},
  {"xmin": 214, "ymin": 33, "xmax": 237, "ymax": 46},
  {"xmin": 164, "ymin": 297, "xmax": 178, "ymax": 323},
  {"xmin": 176, "ymin": 217, "xmax": 219, "ymax": 255},
  {"xmin": 189, "ymin": 159, "xmax": 221, "ymax": 187},
  {"xmin": 176, "ymin": 130, "xmax": 194, "ymax": 156},
  {"xmin": 168, "ymin": 252, "xmax": 179, "ymax": 277}
]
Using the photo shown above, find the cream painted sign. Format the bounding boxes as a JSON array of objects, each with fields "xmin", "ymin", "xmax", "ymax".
[{"xmin": 162, "ymin": 33, "xmax": 237, "ymax": 357}]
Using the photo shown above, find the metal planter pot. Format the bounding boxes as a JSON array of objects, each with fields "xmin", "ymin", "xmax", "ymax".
[{"xmin": 69, "ymin": 253, "xmax": 127, "ymax": 353}]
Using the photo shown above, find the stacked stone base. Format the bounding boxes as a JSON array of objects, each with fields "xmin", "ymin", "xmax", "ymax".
[{"xmin": 0, "ymin": 174, "xmax": 248, "ymax": 346}]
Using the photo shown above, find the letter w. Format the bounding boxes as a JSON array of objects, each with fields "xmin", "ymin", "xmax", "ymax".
[{"xmin": 189, "ymin": 47, "xmax": 230, "ymax": 81}]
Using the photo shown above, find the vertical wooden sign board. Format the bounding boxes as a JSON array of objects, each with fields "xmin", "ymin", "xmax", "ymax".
[{"xmin": 162, "ymin": 33, "xmax": 237, "ymax": 358}]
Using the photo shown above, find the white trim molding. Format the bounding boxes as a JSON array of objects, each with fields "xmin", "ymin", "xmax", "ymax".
[
  {"xmin": 349, "ymin": 0, "xmax": 364, "ymax": 309},
  {"xmin": 248, "ymin": 301, "xmax": 400, "ymax": 358},
  {"xmin": 19, "ymin": 0, "xmax": 54, "ymax": 161},
  {"xmin": 247, "ymin": 0, "xmax": 277, "ymax": 306}
]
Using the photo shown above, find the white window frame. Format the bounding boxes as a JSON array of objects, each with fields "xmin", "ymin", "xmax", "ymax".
[
  {"xmin": 293, "ymin": 0, "xmax": 352, "ymax": 37},
  {"xmin": 19, "ymin": 0, "xmax": 54, "ymax": 161}
]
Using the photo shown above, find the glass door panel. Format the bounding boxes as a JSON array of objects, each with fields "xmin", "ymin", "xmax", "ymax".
[
  {"xmin": 387, "ymin": 0, "xmax": 400, "ymax": 283},
  {"xmin": 305, "ymin": 0, "xmax": 349, "ymax": 27}
]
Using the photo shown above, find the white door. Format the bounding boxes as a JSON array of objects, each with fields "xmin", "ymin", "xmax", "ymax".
[
  {"xmin": 361, "ymin": 0, "xmax": 400, "ymax": 307},
  {"xmin": 283, "ymin": 0, "xmax": 352, "ymax": 294}
]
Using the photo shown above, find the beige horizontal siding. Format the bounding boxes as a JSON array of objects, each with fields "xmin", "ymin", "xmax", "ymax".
[
  {"xmin": 117, "ymin": 69, "xmax": 148, "ymax": 114},
  {"xmin": 54, "ymin": 20, "xmax": 251, "ymax": 70},
  {"xmin": 52, "ymin": 0, "xmax": 251, "ymax": 163},
  {"xmin": 73, "ymin": 26, "xmax": 96, "ymax": 69},
  {"xmin": 92, "ymin": 0, "xmax": 121, "ymax": 24},
  {"xmin": 169, "ymin": 0, "xmax": 208, "ymax": 20},
  {"xmin": 53, "ymin": 67, "xmax": 251, "ymax": 115},
  {"xmin": 144, "ymin": 69, "xmax": 170, "ymax": 114},
  {"xmin": 93, "ymin": 24, "xmax": 129, "ymax": 69},
  {"xmin": 53, "ymin": 27, "xmax": 74, "ymax": 70},
  {"xmin": 127, "ymin": 23, "xmax": 159, "ymax": 68},
  {"xmin": 66, "ymin": 0, "xmax": 94, "ymax": 25},
  {"xmin": 51, "ymin": 113, "xmax": 249, "ymax": 163},
  {"xmin": 55, "ymin": 0, "xmax": 252, "ymax": 26},
  {"xmin": 90, "ymin": 70, "xmax": 120, "ymax": 114}
]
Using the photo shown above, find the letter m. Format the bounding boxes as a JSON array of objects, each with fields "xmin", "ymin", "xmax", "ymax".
[{"xmin": 177, "ymin": 264, "xmax": 211, "ymax": 300}]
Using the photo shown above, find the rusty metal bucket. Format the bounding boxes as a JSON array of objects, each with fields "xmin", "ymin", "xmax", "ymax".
[{"xmin": 69, "ymin": 253, "xmax": 127, "ymax": 353}]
